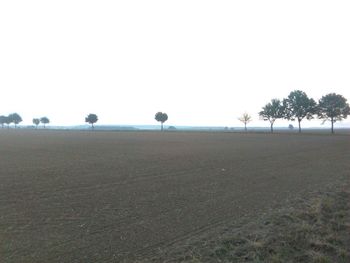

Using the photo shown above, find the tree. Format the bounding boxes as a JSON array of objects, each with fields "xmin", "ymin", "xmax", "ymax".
[
  {"xmin": 259, "ymin": 99, "xmax": 284, "ymax": 133},
  {"xmin": 8, "ymin": 113, "xmax": 22, "ymax": 128},
  {"xmin": 0, "ymin": 115, "xmax": 7, "ymax": 129},
  {"xmin": 33, "ymin": 118, "xmax": 40, "ymax": 129},
  {"xmin": 40, "ymin": 117, "xmax": 50, "ymax": 128},
  {"xmin": 288, "ymin": 124, "xmax": 294, "ymax": 130},
  {"xmin": 238, "ymin": 112, "xmax": 252, "ymax": 132},
  {"xmin": 85, "ymin": 114, "xmax": 98, "ymax": 129},
  {"xmin": 4, "ymin": 116, "xmax": 11, "ymax": 128},
  {"xmin": 155, "ymin": 112, "xmax": 168, "ymax": 131},
  {"xmin": 317, "ymin": 93, "xmax": 350, "ymax": 134},
  {"xmin": 283, "ymin": 90, "xmax": 316, "ymax": 133}
]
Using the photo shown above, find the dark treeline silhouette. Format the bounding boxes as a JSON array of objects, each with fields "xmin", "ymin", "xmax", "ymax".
[
  {"xmin": 0, "ymin": 113, "xmax": 22, "ymax": 128},
  {"xmin": 0, "ymin": 114, "xmax": 51, "ymax": 129},
  {"xmin": 260, "ymin": 90, "xmax": 350, "ymax": 133}
]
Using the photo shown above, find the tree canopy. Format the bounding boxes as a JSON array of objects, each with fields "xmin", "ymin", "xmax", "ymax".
[
  {"xmin": 283, "ymin": 90, "xmax": 316, "ymax": 132},
  {"xmin": 40, "ymin": 117, "xmax": 50, "ymax": 128},
  {"xmin": 317, "ymin": 93, "xmax": 350, "ymax": 133},
  {"xmin": 85, "ymin": 114, "xmax": 98, "ymax": 128},
  {"xmin": 155, "ymin": 112, "xmax": 168, "ymax": 131},
  {"xmin": 0, "ymin": 115, "xmax": 8, "ymax": 128},
  {"xmin": 33, "ymin": 118, "xmax": 40, "ymax": 128},
  {"xmin": 8, "ymin": 113, "xmax": 22, "ymax": 128}
]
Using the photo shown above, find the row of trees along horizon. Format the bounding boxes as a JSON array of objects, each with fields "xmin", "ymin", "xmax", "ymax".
[
  {"xmin": 86, "ymin": 91, "xmax": 350, "ymax": 134},
  {"xmin": 0, "ymin": 114, "xmax": 50, "ymax": 129},
  {"xmin": 258, "ymin": 91, "xmax": 350, "ymax": 134},
  {"xmin": 1, "ymin": 91, "xmax": 349, "ymax": 134}
]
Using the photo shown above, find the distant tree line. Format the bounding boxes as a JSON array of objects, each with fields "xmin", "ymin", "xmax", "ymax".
[
  {"xmin": 0, "ymin": 113, "xmax": 23, "ymax": 128},
  {"xmin": 84, "ymin": 112, "xmax": 170, "ymax": 131},
  {"xmin": 33, "ymin": 117, "xmax": 50, "ymax": 128},
  {"xmin": 2, "ymin": 92, "xmax": 349, "ymax": 134},
  {"xmin": 259, "ymin": 90, "xmax": 350, "ymax": 133},
  {"xmin": 0, "ymin": 113, "xmax": 50, "ymax": 129}
]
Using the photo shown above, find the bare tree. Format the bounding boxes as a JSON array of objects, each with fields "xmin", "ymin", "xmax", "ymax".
[{"xmin": 238, "ymin": 113, "xmax": 252, "ymax": 132}]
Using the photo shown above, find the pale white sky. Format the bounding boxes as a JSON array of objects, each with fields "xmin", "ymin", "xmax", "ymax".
[{"xmin": 1, "ymin": 1, "xmax": 349, "ymax": 128}]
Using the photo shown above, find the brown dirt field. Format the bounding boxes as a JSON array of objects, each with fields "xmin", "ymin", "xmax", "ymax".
[{"xmin": 0, "ymin": 130, "xmax": 349, "ymax": 262}]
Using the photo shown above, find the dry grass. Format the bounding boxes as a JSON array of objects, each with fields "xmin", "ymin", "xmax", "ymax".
[{"xmin": 170, "ymin": 188, "xmax": 350, "ymax": 263}]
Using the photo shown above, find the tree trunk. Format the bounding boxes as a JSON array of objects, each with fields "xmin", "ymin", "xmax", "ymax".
[
  {"xmin": 331, "ymin": 118, "xmax": 334, "ymax": 134},
  {"xmin": 92, "ymin": 123, "xmax": 94, "ymax": 129},
  {"xmin": 161, "ymin": 122, "xmax": 164, "ymax": 131},
  {"xmin": 298, "ymin": 119, "xmax": 301, "ymax": 133},
  {"xmin": 270, "ymin": 122, "xmax": 273, "ymax": 133},
  {"xmin": 244, "ymin": 123, "xmax": 247, "ymax": 132}
]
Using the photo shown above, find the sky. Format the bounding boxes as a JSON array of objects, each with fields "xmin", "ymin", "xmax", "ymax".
[{"xmin": 1, "ymin": 1, "xmax": 350, "ymax": 128}]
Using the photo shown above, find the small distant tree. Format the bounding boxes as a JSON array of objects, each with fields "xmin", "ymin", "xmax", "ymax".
[
  {"xmin": 259, "ymin": 99, "xmax": 284, "ymax": 133},
  {"xmin": 155, "ymin": 112, "xmax": 168, "ymax": 131},
  {"xmin": 288, "ymin": 124, "xmax": 294, "ymax": 130},
  {"xmin": 85, "ymin": 114, "xmax": 98, "ymax": 129},
  {"xmin": 238, "ymin": 112, "xmax": 252, "ymax": 132},
  {"xmin": 40, "ymin": 117, "xmax": 50, "ymax": 128},
  {"xmin": 317, "ymin": 93, "xmax": 350, "ymax": 134},
  {"xmin": 8, "ymin": 113, "xmax": 22, "ymax": 128},
  {"xmin": 33, "ymin": 118, "xmax": 40, "ymax": 129},
  {"xmin": 283, "ymin": 90, "xmax": 316, "ymax": 133},
  {"xmin": 4, "ymin": 116, "xmax": 11, "ymax": 128},
  {"xmin": 0, "ymin": 115, "xmax": 7, "ymax": 128}
]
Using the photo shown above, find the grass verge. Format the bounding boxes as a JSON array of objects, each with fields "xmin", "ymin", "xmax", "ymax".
[{"xmin": 156, "ymin": 187, "xmax": 350, "ymax": 263}]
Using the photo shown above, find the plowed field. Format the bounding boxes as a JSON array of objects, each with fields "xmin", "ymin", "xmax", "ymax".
[{"xmin": 0, "ymin": 130, "xmax": 349, "ymax": 262}]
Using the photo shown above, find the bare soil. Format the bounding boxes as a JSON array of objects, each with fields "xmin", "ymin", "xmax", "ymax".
[{"xmin": 0, "ymin": 130, "xmax": 349, "ymax": 262}]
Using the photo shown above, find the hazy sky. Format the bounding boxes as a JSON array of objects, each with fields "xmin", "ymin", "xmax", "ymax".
[{"xmin": 1, "ymin": 1, "xmax": 349, "ymax": 127}]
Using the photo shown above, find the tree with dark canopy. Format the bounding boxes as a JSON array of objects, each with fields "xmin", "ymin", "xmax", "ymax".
[
  {"xmin": 85, "ymin": 114, "xmax": 98, "ymax": 129},
  {"xmin": 40, "ymin": 117, "xmax": 50, "ymax": 128},
  {"xmin": 8, "ymin": 113, "xmax": 22, "ymax": 128},
  {"xmin": 317, "ymin": 93, "xmax": 350, "ymax": 134},
  {"xmin": 283, "ymin": 90, "xmax": 317, "ymax": 133},
  {"xmin": 0, "ymin": 115, "xmax": 7, "ymax": 128},
  {"xmin": 4, "ymin": 116, "xmax": 11, "ymax": 128},
  {"xmin": 155, "ymin": 112, "xmax": 168, "ymax": 131},
  {"xmin": 259, "ymin": 99, "xmax": 284, "ymax": 133},
  {"xmin": 33, "ymin": 118, "xmax": 40, "ymax": 129}
]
